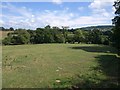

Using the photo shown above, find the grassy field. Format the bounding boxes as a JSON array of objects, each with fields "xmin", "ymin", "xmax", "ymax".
[{"xmin": 2, "ymin": 44, "xmax": 119, "ymax": 88}]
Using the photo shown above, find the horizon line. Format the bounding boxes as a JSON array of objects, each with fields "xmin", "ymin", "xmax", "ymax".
[{"xmin": 1, "ymin": 24, "xmax": 113, "ymax": 30}]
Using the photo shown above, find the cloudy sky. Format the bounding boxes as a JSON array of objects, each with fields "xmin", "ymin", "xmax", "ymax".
[{"xmin": 0, "ymin": 0, "xmax": 115, "ymax": 29}]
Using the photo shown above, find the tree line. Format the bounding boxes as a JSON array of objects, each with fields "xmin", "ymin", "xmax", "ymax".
[
  {"xmin": 2, "ymin": 25, "xmax": 112, "ymax": 46},
  {"xmin": 0, "ymin": 27, "xmax": 14, "ymax": 31}
]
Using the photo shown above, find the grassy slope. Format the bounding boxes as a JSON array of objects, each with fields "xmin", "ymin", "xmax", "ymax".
[{"xmin": 2, "ymin": 44, "xmax": 119, "ymax": 88}]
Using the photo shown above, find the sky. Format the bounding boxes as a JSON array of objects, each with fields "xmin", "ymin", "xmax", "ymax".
[{"xmin": 0, "ymin": 0, "xmax": 116, "ymax": 29}]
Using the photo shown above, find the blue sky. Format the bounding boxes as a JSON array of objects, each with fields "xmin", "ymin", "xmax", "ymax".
[{"xmin": 0, "ymin": 0, "xmax": 115, "ymax": 29}]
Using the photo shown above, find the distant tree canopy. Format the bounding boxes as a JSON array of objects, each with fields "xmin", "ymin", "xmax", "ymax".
[
  {"xmin": 2, "ymin": 25, "xmax": 112, "ymax": 45},
  {"xmin": 0, "ymin": 27, "xmax": 14, "ymax": 31},
  {"xmin": 112, "ymin": 0, "xmax": 120, "ymax": 54},
  {"xmin": 9, "ymin": 27, "xmax": 14, "ymax": 31}
]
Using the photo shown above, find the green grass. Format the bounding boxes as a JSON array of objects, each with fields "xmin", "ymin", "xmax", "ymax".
[{"xmin": 2, "ymin": 44, "xmax": 119, "ymax": 88}]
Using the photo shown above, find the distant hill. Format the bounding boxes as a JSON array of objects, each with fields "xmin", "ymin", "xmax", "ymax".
[
  {"xmin": 79, "ymin": 25, "xmax": 114, "ymax": 31},
  {"xmin": 0, "ymin": 25, "xmax": 114, "ymax": 32}
]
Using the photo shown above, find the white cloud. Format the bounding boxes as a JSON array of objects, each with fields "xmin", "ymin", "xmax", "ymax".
[
  {"xmin": 65, "ymin": 7, "xmax": 69, "ymax": 11},
  {"xmin": 2, "ymin": 3, "xmax": 32, "ymax": 18},
  {"xmin": 52, "ymin": 0, "xmax": 62, "ymax": 5},
  {"xmin": 1, "ymin": 2, "xmax": 114, "ymax": 29},
  {"xmin": 0, "ymin": 20, "xmax": 4, "ymax": 27},
  {"xmin": 89, "ymin": 0, "xmax": 115, "ymax": 19},
  {"xmin": 78, "ymin": 7, "xmax": 84, "ymax": 11},
  {"xmin": 89, "ymin": 0, "xmax": 114, "ymax": 9}
]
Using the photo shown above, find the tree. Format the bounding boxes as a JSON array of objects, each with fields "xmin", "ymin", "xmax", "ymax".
[
  {"xmin": 44, "ymin": 29, "xmax": 54, "ymax": 43},
  {"xmin": 2, "ymin": 37, "xmax": 12, "ymax": 45},
  {"xmin": 66, "ymin": 34, "xmax": 75, "ymax": 43},
  {"xmin": 52, "ymin": 26, "xmax": 60, "ymax": 30},
  {"xmin": 89, "ymin": 29, "xmax": 103, "ymax": 44},
  {"xmin": 27, "ymin": 30, "xmax": 36, "ymax": 44},
  {"xmin": 74, "ymin": 30, "xmax": 85, "ymax": 43},
  {"xmin": 0, "ymin": 27, "xmax": 5, "ymax": 31},
  {"xmin": 15, "ymin": 29, "xmax": 30, "ymax": 44},
  {"xmin": 34, "ymin": 28, "xmax": 44, "ymax": 44},
  {"xmin": 45, "ymin": 25, "xmax": 51, "ymax": 30},
  {"xmin": 50, "ymin": 28, "xmax": 65, "ymax": 43},
  {"xmin": 100, "ymin": 35, "xmax": 109, "ymax": 45},
  {"xmin": 9, "ymin": 27, "xmax": 14, "ymax": 31},
  {"xmin": 112, "ymin": 0, "xmax": 120, "ymax": 55},
  {"xmin": 3, "ymin": 29, "xmax": 31, "ymax": 45},
  {"xmin": 62, "ymin": 26, "xmax": 69, "ymax": 43}
]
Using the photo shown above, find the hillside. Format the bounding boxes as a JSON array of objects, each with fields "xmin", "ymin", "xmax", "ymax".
[{"xmin": 79, "ymin": 25, "xmax": 113, "ymax": 31}]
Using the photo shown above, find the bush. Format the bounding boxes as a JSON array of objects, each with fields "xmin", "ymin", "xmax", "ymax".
[{"xmin": 2, "ymin": 37, "xmax": 12, "ymax": 45}]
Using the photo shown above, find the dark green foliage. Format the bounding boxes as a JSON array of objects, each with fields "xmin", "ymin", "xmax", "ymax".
[
  {"xmin": 101, "ymin": 35, "xmax": 109, "ymax": 45},
  {"xmin": 2, "ymin": 25, "xmax": 112, "ymax": 45},
  {"xmin": 0, "ymin": 27, "xmax": 14, "ymax": 31},
  {"xmin": 27, "ymin": 30, "xmax": 36, "ymax": 44},
  {"xmin": 66, "ymin": 34, "xmax": 75, "ymax": 43},
  {"xmin": 9, "ymin": 27, "xmax": 14, "ymax": 31},
  {"xmin": 89, "ymin": 29, "xmax": 102, "ymax": 44},
  {"xmin": 74, "ymin": 30, "xmax": 85, "ymax": 43},
  {"xmin": 14, "ymin": 29, "xmax": 30, "ymax": 44},
  {"xmin": 44, "ymin": 30, "xmax": 54, "ymax": 43},
  {"xmin": 34, "ymin": 27, "xmax": 65, "ymax": 44},
  {"xmin": 2, "ymin": 37, "xmax": 12, "ymax": 45},
  {"xmin": 45, "ymin": 25, "xmax": 51, "ymax": 30},
  {"xmin": 51, "ymin": 29, "xmax": 65, "ymax": 43},
  {"xmin": 112, "ymin": 0, "xmax": 120, "ymax": 55}
]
